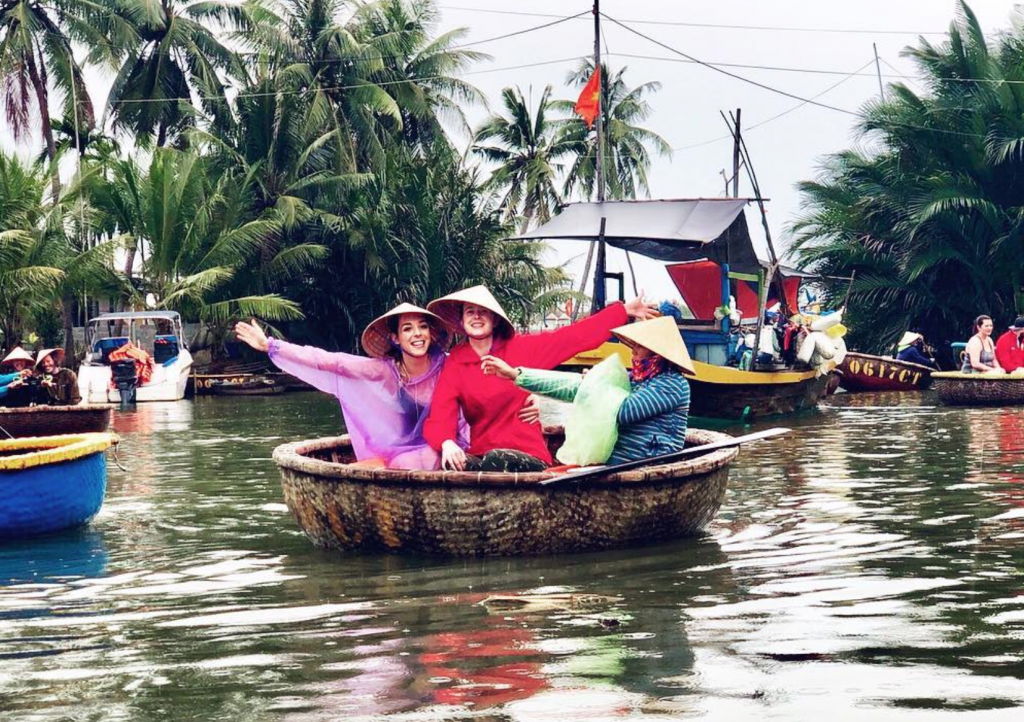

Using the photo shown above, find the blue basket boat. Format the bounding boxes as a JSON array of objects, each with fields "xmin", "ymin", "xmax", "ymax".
[{"xmin": 0, "ymin": 434, "xmax": 117, "ymax": 538}]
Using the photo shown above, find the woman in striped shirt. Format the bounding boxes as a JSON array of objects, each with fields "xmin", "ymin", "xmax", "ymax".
[{"xmin": 481, "ymin": 316, "xmax": 694, "ymax": 465}]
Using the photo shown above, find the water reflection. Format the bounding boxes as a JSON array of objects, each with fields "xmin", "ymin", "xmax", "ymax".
[{"xmin": 0, "ymin": 392, "xmax": 1023, "ymax": 720}]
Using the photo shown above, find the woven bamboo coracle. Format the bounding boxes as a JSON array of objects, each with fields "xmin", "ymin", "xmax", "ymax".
[
  {"xmin": 0, "ymin": 404, "xmax": 113, "ymax": 438},
  {"xmin": 273, "ymin": 427, "xmax": 737, "ymax": 556},
  {"xmin": 931, "ymin": 371, "xmax": 1024, "ymax": 406}
]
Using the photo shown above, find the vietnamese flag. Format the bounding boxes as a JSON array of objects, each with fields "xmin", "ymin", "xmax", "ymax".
[{"xmin": 574, "ymin": 66, "xmax": 601, "ymax": 128}]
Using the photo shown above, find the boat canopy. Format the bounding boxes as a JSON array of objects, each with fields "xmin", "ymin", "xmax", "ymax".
[
  {"xmin": 89, "ymin": 311, "xmax": 182, "ymax": 322},
  {"xmin": 511, "ymin": 198, "xmax": 762, "ymax": 274}
]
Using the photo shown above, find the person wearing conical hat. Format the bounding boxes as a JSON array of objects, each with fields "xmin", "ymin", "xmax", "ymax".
[
  {"xmin": 232, "ymin": 304, "xmax": 538, "ymax": 470},
  {"xmin": 895, "ymin": 331, "xmax": 936, "ymax": 369},
  {"xmin": 994, "ymin": 317, "xmax": 1024, "ymax": 373},
  {"xmin": 481, "ymin": 315, "xmax": 694, "ymax": 466},
  {"xmin": 34, "ymin": 348, "xmax": 82, "ymax": 406},
  {"xmin": 423, "ymin": 284, "xmax": 658, "ymax": 472},
  {"xmin": 0, "ymin": 347, "xmax": 36, "ymax": 404}
]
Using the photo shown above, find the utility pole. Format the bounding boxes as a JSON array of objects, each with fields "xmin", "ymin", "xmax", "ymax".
[
  {"xmin": 731, "ymin": 108, "xmax": 741, "ymax": 197},
  {"xmin": 873, "ymin": 43, "xmax": 885, "ymax": 100},
  {"xmin": 592, "ymin": 0, "xmax": 608, "ymax": 310}
]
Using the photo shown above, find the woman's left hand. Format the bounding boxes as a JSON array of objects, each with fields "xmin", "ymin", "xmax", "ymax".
[
  {"xmin": 624, "ymin": 294, "xmax": 660, "ymax": 320},
  {"xmin": 519, "ymin": 394, "xmax": 541, "ymax": 425}
]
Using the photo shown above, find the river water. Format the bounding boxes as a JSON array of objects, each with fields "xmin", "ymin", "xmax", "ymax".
[{"xmin": 2, "ymin": 391, "xmax": 1024, "ymax": 721}]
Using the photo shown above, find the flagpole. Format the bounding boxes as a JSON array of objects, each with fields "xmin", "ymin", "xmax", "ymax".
[{"xmin": 592, "ymin": 0, "xmax": 607, "ymax": 310}]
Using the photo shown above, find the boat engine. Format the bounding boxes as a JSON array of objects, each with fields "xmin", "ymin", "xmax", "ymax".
[{"xmin": 110, "ymin": 360, "xmax": 138, "ymax": 408}]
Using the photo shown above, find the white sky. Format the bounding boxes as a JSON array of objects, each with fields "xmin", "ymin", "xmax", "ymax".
[{"xmin": 3, "ymin": 0, "xmax": 1020, "ymax": 302}]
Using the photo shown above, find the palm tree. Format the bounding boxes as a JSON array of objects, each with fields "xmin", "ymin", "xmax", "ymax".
[
  {"xmin": 473, "ymin": 85, "xmax": 571, "ymax": 233},
  {"xmin": 553, "ymin": 61, "xmax": 672, "ymax": 201},
  {"xmin": 0, "ymin": 0, "xmax": 94, "ymax": 196},
  {"xmin": 791, "ymin": 0, "xmax": 1024, "ymax": 354},
  {"xmin": 356, "ymin": 0, "xmax": 488, "ymax": 150},
  {"xmin": 97, "ymin": 0, "xmax": 254, "ymax": 146}
]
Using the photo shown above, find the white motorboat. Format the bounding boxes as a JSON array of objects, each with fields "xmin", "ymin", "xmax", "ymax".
[{"xmin": 78, "ymin": 311, "xmax": 193, "ymax": 403}]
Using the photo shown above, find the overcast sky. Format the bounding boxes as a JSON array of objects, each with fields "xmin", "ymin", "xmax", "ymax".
[{"xmin": 4, "ymin": 0, "xmax": 1021, "ymax": 302}]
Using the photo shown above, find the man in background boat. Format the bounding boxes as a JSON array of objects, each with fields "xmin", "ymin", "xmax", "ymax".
[
  {"xmin": 994, "ymin": 317, "xmax": 1024, "ymax": 373},
  {"xmin": 896, "ymin": 332, "xmax": 937, "ymax": 369},
  {"xmin": 0, "ymin": 347, "xmax": 35, "ymax": 405},
  {"xmin": 34, "ymin": 348, "xmax": 82, "ymax": 406}
]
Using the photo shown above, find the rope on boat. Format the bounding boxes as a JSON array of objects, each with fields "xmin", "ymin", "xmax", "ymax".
[
  {"xmin": 111, "ymin": 440, "xmax": 129, "ymax": 473},
  {"xmin": 0, "ymin": 423, "xmax": 12, "ymax": 440}
]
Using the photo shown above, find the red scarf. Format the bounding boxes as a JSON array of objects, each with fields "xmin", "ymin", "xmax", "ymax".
[{"xmin": 631, "ymin": 354, "xmax": 668, "ymax": 383}]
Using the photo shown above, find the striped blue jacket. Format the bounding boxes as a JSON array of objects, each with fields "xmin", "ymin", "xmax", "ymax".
[{"xmin": 609, "ymin": 369, "xmax": 690, "ymax": 464}]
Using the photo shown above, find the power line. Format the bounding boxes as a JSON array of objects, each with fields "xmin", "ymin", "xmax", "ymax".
[
  {"xmin": 103, "ymin": 55, "xmax": 588, "ymax": 105},
  {"xmin": 673, "ymin": 59, "xmax": 878, "ymax": 151},
  {"xmin": 601, "ymin": 12, "xmax": 860, "ymax": 117},
  {"xmin": 437, "ymin": 4, "xmax": 947, "ymax": 36},
  {"xmin": 607, "ymin": 51, "xmax": 907, "ymax": 79}
]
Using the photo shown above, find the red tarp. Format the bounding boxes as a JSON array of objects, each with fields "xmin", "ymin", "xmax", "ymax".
[
  {"xmin": 667, "ymin": 261, "xmax": 803, "ymax": 320},
  {"xmin": 666, "ymin": 261, "xmax": 722, "ymax": 320}
]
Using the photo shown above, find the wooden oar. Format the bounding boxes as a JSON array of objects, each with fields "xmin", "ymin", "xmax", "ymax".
[{"xmin": 539, "ymin": 427, "xmax": 790, "ymax": 486}]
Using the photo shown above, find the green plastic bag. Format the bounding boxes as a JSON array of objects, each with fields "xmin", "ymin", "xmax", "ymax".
[{"xmin": 558, "ymin": 354, "xmax": 631, "ymax": 465}]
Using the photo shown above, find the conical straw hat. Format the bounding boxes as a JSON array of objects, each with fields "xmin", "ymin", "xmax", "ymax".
[
  {"xmin": 612, "ymin": 316, "xmax": 696, "ymax": 376},
  {"xmin": 898, "ymin": 331, "xmax": 922, "ymax": 349},
  {"xmin": 427, "ymin": 285, "xmax": 514, "ymax": 339},
  {"xmin": 35, "ymin": 347, "xmax": 65, "ymax": 368},
  {"xmin": 1, "ymin": 346, "xmax": 34, "ymax": 367},
  {"xmin": 361, "ymin": 303, "xmax": 448, "ymax": 358}
]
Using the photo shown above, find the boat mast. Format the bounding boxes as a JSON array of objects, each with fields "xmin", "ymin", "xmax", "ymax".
[{"xmin": 591, "ymin": 0, "xmax": 608, "ymax": 311}]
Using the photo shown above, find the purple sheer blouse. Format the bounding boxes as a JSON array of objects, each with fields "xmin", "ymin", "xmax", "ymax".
[{"xmin": 268, "ymin": 339, "xmax": 467, "ymax": 470}]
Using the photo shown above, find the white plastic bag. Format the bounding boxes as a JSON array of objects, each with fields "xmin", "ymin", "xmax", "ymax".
[{"xmin": 810, "ymin": 310, "xmax": 843, "ymax": 332}]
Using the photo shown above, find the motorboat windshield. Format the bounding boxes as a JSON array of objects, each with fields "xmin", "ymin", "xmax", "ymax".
[{"xmin": 84, "ymin": 312, "xmax": 187, "ymax": 366}]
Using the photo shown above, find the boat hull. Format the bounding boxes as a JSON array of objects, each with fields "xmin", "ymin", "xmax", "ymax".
[
  {"xmin": 837, "ymin": 353, "xmax": 932, "ymax": 393},
  {"xmin": 564, "ymin": 342, "xmax": 832, "ymax": 420},
  {"xmin": 79, "ymin": 352, "xmax": 192, "ymax": 403},
  {"xmin": 0, "ymin": 434, "xmax": 115, "ymax": 538},
  {"xmin": 0, "ymin": 404, "xmax": 113, "ymax": 438},
  {"xmin": 932, "ymin": 372, "xmax": 1024, "ymax": 406},
  {"xmin": 209, "ymin": 379, "xmax": 284, "ymax": 396},
  {"xmin": 273, "ymin": 429, "xmax": 737, "ymax": 556}
]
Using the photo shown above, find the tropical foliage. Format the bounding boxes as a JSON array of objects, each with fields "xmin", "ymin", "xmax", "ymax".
[
  {"xmin": 0, "ymin": 0, "xmax": 667, "ymax": 357},
  {"xmin": 792, "ymin": 0, "xmax": 1024, "ymax": 355}
]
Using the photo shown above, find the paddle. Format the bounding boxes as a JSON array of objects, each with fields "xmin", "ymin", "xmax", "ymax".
[{"xmin": 539, "ymin": 427, "xmax": 791, "ymax": 486}]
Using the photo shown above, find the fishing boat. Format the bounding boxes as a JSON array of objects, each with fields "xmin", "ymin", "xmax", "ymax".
[
  {"xmin": 517, "ymin": 199, "xmax": 835, "ymax": 421},
  {"xmin": 191, "ymin": 360, "xmax": 267, "ymax": 394},
  {"xmin": 931, "ymin": 372, "xmax": 1024, "ymax": 406},
  {"xmin": 0, "ymin": 433, "xmax": 116, "ymax": 538},
  {"xmin": 837, "ymin": 352, "xmax": 933, "ymax": 393},
  {"xmin": 208, "ymin": 377, "xmax": 285, "ymax": 396},
  {"xmin": 273, "ymin": 427, "xmax": 737, "ymax": 556},
  {"xmin": 0, "ymin": 404, "xmax": 113, "ymax": 438},
  {"xmin": 78, "ymin": 311, "xmax": 193, "ymax": 403}
]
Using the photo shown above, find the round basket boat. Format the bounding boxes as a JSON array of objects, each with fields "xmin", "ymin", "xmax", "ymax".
[
  {"xmin": 0, "ymin": 433, "xmax": 117, "ymax": 538},
  {"xmin": 0, "ymin": 404, "xmax": 113, "ymax": 438},
  {"xmin": 273, "ymin": 428, "xmax": 738, "ymax": 557},
  {"xmin": 931, "ymin": 371, "xmax": 1024, "ymax": 406}
]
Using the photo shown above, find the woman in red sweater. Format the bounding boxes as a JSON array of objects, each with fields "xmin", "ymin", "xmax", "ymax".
[{"xmin": 423, "ymin": 285, "xmax": 657, "ymax": 471}]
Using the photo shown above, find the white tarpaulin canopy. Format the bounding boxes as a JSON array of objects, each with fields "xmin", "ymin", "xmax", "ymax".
[{"xmin": 511, "ymin": 198, "xmax": 762, "ymax": 273}]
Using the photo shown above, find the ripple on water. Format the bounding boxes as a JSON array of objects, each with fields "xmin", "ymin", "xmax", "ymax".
[{"xmin": 1, "ymin": 392, "xmax": 1024, "ymax": 719}]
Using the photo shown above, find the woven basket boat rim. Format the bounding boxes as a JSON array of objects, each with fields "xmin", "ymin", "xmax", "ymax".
[
  {"xmin": 843, "ymin": 352, "xmax": 935, "ymax": 373},
  {"xmin": 0, "ymin": 404, "xmax": 115, "ymax": 414},
  {"xmin": 273, "ymin": 428, "xmax": 738, "ymax": 486},
  {"xmin": 932, "ymin": 372, "xmax": 1024, "ymax": 381},
  {"xmin": 0, "ymin": 432, "xmax": 118, "ymax": 471}
]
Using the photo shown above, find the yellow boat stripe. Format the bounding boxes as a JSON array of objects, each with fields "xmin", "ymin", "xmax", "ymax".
[{"xmin": 0, "ymin": 433, "xmax": 118, "ymax": 471}]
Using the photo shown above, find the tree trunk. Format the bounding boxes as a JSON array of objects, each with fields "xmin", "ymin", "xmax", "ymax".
[{"xmin": 25, "ymin": 47, "xmax": 59, "ymax": 200}]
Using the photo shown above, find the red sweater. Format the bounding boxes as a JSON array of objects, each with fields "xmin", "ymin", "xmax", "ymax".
[
  {"xmin": 995, "ymin": 330, "xmax": 1024, "ymax": 372},
  {"xmin": 424, "ymin": 303, "xmax": 630, "ymax": 463}
]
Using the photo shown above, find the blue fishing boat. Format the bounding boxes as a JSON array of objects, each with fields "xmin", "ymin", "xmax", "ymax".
[{"xmin": 0, "ymin": 433, "xmax": 116, "ymax": 538}]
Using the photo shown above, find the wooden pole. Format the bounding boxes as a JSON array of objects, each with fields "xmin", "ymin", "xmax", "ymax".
[
  {"xmin": 591, "ymin": 0, "xmax": 608, "ymax": 311},
  {"xmin": 731, "ymin": 108, "xmax": 741, "ymax": 197}
]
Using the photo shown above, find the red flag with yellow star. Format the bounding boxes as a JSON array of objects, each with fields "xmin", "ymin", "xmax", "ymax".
[{"xmin": 574, "ymin": 66, "xmax": 601, "ymax": 128}]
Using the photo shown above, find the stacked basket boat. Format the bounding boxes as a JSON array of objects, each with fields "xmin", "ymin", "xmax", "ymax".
[
  {"xmin": 273, "ymin": 428, "xmax": 738, "ymax": 557},
  {"xmin": 0, "ymin": 404, "xmax": 113, "ymax": 438},
  {"xmin": 931, "ymin": 371, "xmax": 1024, "ymax": 406}
]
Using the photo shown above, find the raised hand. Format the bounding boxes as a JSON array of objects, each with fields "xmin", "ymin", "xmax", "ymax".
[
  {"xmin": 480, "ymin": 354, "xmax": 519, "ymax": 381},
  {"xmin": 234, "ymin": 319, "xmax": 270, "ymax": 353},
  {"xmin": 624, "ymin": 293, "xmax": 660, "ymax": 320}
]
